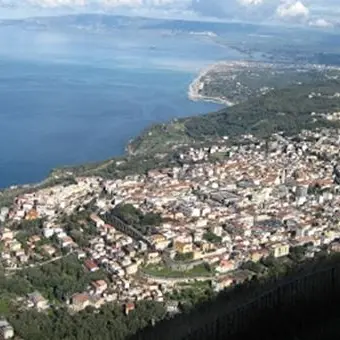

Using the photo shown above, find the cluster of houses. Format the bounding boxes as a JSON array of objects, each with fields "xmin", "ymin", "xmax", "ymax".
[
  {"xmin": 0, "ymin": 319, "xmax": 14, "ymax": 340},
  {"xmin": 0, "ymin": 127, "xmax": 340, "ymax": 320}
]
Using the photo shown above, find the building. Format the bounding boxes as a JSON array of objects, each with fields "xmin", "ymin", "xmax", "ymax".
[
  {"xmin": 151, "ymin": 234, "xmax": 169, "ymax": 251},
  {"xmin": 166, "ymin": 301, "xmax": 180, "ymax": 314},
  {"xmin": 28, "ymin": 291, "xmax": 49, "ymax": 310},
  {"xmin": 330, "ymin": 241, "xmax": 340, "ymax": 253},
  {"xmin": 91, "ymin": 280, "xmax": 108, "ymax": 295},
  {"xmin": 0, "ymin": 320, "xmax": 14, "ymax": 339},
  {"xmin": 125, "ymin": 302, "xmax": 135, "ymax": 315},
  {"xmin": 71, "ymin": 293, "xmax": 90, "ymax": 312},
  {"xmin": 147, "ymin": 252, "xmax": 161, "ymax": 264},
  {"xmin": 0, "ymin": 229, "xmax": 14, "ymax": 241},
  {"xmin": 216, "ymin": 260, "xmax": 236, "ymax": 274},
  {"xmin": 250, "ymin": 249, "xmax": 269, "ymax": 263},
  {"xmin": 41, "ymin": 245, "xmax": 57, "ymax": 257},
  {"xmin": 90, "ymin": 214, "xmax": 105, "ymax": 228},
  {"xmin": 271, "ymin": 243, "xmax": 290, "ymax": 258},
  {"xmin": 212, "ymin": 277, "xmax": 233, "ymax": 292},
  {"xmin": 174, "ymin": 241, "xmax": 193, "ymax": 254},
  {"xmin": 126, "ymin": 263, "xmax": 139, "ymax": 275},
  {"xmin": 211, "ymin": 226, "xmax": 223, "ymax": 237},
  {"xmin": 84, "ymin": 259, "xmax": 99, "ymax": 272},
  {"xmin": 25, "ymin": 208, "xmax": 39, "ymax": 221}
]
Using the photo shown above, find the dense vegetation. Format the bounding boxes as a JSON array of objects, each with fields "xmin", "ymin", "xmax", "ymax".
[
  {"xmin": 0, "ymin": 256, "xmax": 166, "ymax": 340},
  {"xmin": 8, "ymin": 301, "xmax": 166, "ymax": 340},
  {"xmin": 0, "ymin": 255, "xmax": 106, "ymax": 302},
  {"xmin": 203, "ymin": 231, "xmax": 222, "ymax": 244},
  {"xmin": 109, "ymin": 203, "xmax": 162, "ymax": 235}
]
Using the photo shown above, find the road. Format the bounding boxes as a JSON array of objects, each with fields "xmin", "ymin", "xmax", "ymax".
[{"xmin": 4, "ymin": 251, "xmax": 74, "ymax": 275}]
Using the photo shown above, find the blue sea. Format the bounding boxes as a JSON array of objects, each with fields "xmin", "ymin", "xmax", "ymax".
[{"xmin": 0, "ymin": 25, "xmax": 244, "ymax": 188}]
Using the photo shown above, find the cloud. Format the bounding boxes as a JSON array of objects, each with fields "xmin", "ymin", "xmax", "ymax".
[
  {"xmin": 238, "ymin": 0, "xmax": 263, "ymax": 6},
  {"xmin": 27, "ymin": 0, "xmax": 86, "ymax": 7},
  {"xmin": 0, "ymin": 0, "xmax": 338, "ymax": 27},
  {"xmin": 309, "ymin": 17, "xmax": 333, "ymax": 27},
  {"xmin": 276, "ymin": 1, "xmax": 309, "ymax": 19}
]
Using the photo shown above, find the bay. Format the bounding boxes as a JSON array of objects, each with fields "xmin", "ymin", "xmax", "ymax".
[{"xmin": 0, "ymin": 26, "xmax": 244, "ymax": 188}]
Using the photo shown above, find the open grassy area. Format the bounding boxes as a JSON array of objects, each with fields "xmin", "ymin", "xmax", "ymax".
[
  {"xmin": 0, "ymin": 299, "xmax": 10, "ymax": 315},
  {"xmin": 143, "ymin": 263, "xmax": 212, "ymax": 278},
  {"xmin": 129, "ymin": 121, "xmax": 193, "ymax": 156}
]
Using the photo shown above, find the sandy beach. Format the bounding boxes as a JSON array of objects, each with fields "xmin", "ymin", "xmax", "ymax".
[{"xmin": 187, "ymin": 61, "xmax": 252, "ymax": 107}]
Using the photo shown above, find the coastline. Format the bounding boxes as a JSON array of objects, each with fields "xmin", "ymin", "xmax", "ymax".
[{"xmin": 187, "ymin": 62, "xmax": 238, "ymax": 107}]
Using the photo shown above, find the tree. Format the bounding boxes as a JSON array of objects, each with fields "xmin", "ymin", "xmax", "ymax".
[{"xmin": 203, "ymin": 232, "xmax": 222, "ymax": 244}]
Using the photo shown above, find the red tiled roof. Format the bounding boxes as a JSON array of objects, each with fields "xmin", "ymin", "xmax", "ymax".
[{"xmin": 84, "ymin": 259, "xmax": 98, "ymax": 271}]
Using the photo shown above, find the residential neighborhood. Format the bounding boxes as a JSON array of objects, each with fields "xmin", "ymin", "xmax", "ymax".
[{"xmin": 1, "ymin": 127, "xmax": 340, "ymax": 329}]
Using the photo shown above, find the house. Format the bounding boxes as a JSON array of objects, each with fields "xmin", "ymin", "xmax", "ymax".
[
  {"xmin": 139, "ymin": 241, "xmax": 148, "ymax": 252},
  {"xmin": 71, "ymin": 293, "xmax": 90, "ymax": 312},
  {"xmin": 212, "ymin": 277, "xmax": 233, "ymax": 292},
  {"xmin": 125, "ymin": 302, "xmax": 135, "ymax": 315},
  {"xmin": 0, "ymin": 229, "xmax": 14, "ymax": 241},
  {"xmin": 90, "ymin": 296, "xmax": 105, "ymax": 309},
  {"xmin": 0, "ymin": 319, "xmax": 14, "ymax": 339},
  {"xmin": 211, "ymin": 226, "xmax": 223, "ymax": 237},
  {"xmin": 25, "ymin": 208, "xmax": 39, "ymax": 221},
  {"xmin": 165, "ymin": 301, "xmax": 180, "ymax": 314},
  {"xmin": 28, "ymin": 235, "xmax": 41, "ymax": 244},
  {"xmin": 330, "ymin": 241, "xmax": 340, "ymax": 253},
  {"xmin": 0, "ymin": 207, "xmax": 9, "ymax": 223},
  {"xmin": 151, "ymin": 234, "xmax": 166, "ymax": 245},
  {"xmin": 90, "ymin": 214, "xmax": 105, "ymax": 228},
  {"xmin": 84, "ymin": 259, "xmax": 99, "ymax": 272},
  {"xmin": 60, "ymin": 236, "xmax": 74, "ymax": 248},
  {"xmin": 216, "ymin": 260, "xmax": 236, "ymax": 274},
  {"xmin": 200, "ymin": 241, "xmax": 213, "ymax": 253},
  {"xmin": 147, "ymin": 252, "xmax": 161, "ymax": 264},
  {"xmin": 124, "ymin": 245, "xmax": 136, "ymax": 258},
  {"xmin": 157, "ymin": 240, "xmax": 170, "ymax": 251},
  {"xmin": 126, "ymin": 263, "xmax": 139, "ymax": 275},
  {"xmin": 43, "ymin": 227, "xmax": 55, "ymax": 238},
  {"xmin": 41, "ymin": 245, "xmax": 57, "ymax": 257},
  {"xmin": 28, "ymin": 291, "xmax": 49, "ymax": 310},
  {"xmin": 77, "ymin": 250, "xmax": 86, "ymax": 260},
  {"xmin": 250, "ymin": 249, "xmax": 269, "ymax": 263},
  {"xmin": 8, "ymin": 240, "xmax": 21, "ymax": 252},
  {"xmin": 91, "ymin": 280, "xmax": 108, "ymax": 295},
  {"xmin": 174, "ymin": 241, "xmax": 193, "ymax": 254}
]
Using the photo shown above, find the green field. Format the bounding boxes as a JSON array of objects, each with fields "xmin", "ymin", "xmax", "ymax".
[{"xmin": 143, "ymin": 264, "xmax": 212, "ymax": 278}]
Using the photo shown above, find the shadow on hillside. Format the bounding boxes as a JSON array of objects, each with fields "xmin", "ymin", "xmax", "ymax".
[{"xmin": 131, "ymin": 255, "xmax": 340, "ymax": 340}]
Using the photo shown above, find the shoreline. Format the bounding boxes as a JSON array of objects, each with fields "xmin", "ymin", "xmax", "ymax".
[{"xmin": 187, "ymin": 61, "xmax": 244, "ymax": 107}]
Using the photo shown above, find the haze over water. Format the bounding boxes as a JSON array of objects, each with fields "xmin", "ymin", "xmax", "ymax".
[{"xmin": 0, "ymin": 25, "xmax": 244, "ymax": 188}]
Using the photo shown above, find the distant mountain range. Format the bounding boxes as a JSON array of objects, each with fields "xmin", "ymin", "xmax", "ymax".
[{"xmin": 0, "ymin": 14, "xmax": 263, "ymax": 32}]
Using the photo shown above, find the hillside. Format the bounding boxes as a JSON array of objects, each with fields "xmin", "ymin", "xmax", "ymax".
[{"xmin": 129, "ymin": 80, "xmax": 340, "ymax": 155}]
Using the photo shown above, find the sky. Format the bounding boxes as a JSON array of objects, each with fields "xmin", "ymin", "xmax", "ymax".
[{"xmin": 0, "ymin": 0, "xmax": 339, "ymax": 27}]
